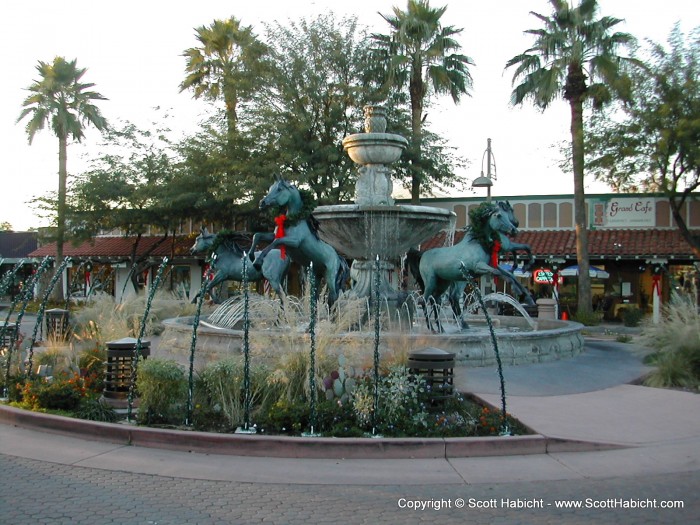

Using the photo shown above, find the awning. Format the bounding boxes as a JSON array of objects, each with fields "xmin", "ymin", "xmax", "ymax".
[
  {"xmin": 560, "ymin": 265, "xmax": 610, "ymax": 279},
  {"xmin": 498, "ymin": 263, "xmax": 532, "ymax": 278}
]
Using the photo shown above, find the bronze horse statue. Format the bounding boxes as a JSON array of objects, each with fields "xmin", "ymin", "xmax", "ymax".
[
  {"xmin": 417, "ymin": 203, "xmax": 535, "ymax": 332},
  {"xmin": 189, "ymin": 228, "xmax": 289, "ymax": 303},
  {"xmin": 407, "ymin": 201, "xmax": 535, "ymax": 329},
  {"xmin": 496, "ymin": 200, "xmax": 535, "ymax": 271},
  {"xmin": 251, "ymin": 176, "xmax": 349, "ymax": 308}
]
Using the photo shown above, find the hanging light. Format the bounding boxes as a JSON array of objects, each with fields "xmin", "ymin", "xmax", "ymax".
[{"xmin": 472, "ymin": 138, "xmax": 497, "ymax": 202}]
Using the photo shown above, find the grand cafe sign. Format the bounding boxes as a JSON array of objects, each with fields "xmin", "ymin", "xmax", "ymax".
[{"xmin": 602, "ymin": 198, "xmax": 655, "ymax": 227}]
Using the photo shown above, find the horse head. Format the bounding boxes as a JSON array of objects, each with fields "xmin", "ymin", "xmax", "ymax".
[
  {"xmin": 496, "ymin": 200, "xmax": 519, "ymax": 229},
  {"xmin": 488, "ymin": 206, "xmax": 518, "ymax": 237},
  {"xmin": 190, "ymin": 227, "xmax": 216, "ymax": 255},
  {"xmin": 260, "ymin": 174, "xmax": 294, "ymax": 211}
]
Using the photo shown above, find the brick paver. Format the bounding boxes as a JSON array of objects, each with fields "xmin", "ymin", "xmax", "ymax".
[{"xmin": 1, "ymin": 453, "xmax": 696, "ymax": 524}]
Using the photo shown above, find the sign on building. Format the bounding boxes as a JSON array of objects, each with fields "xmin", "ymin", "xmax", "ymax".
[{"xmin": 598, "ymin": 198, "xmax": 655, "ymax": 228}]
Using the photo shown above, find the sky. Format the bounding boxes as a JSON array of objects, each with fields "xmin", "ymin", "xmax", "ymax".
[{"xmin": 2, "ymin": 0, "xmax": 697, "ymax": 231}]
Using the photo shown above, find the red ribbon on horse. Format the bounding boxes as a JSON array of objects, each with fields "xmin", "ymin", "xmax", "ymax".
[
  {"xmin": 490, "ymin": 239, "xmax": 501, "ymax": 285},
  {"xmin": 274, "ymin": 214, "xmax": 287, "ymax": 259}
]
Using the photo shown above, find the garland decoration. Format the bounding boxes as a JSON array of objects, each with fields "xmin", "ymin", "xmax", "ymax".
[{"xmin": 467, "ymin": 203, "xmax": 500, "ymax": 255}]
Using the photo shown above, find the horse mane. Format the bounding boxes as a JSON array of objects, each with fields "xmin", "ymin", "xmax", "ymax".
[
  {"xmin": 211, "ymin": 230, "xmax": 249, "ymax": 256},
  {"xmin": 466, "ymin": 203, "xmax": 499, "ymax": 252}
]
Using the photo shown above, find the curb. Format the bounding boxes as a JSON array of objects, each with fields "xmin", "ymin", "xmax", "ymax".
[{"xmin": 0, "ymin": 404, "xmax": 627, "ymax": 459}]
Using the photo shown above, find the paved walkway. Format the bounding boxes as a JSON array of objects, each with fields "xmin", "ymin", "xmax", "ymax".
[{"xmin": 1, "ymin": 320, "xmax": 699, "ymax": 523}]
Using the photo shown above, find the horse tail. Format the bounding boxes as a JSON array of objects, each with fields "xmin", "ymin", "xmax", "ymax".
[
  {"xmin": 406, "ymin": 248, "xmax": 425, "ymax": 293},
  {"xmin": 336, "ymin": 255, "xmax": 351, "ymax": 293}
]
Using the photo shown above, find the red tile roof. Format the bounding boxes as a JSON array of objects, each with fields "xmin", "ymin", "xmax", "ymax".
[
  {"xmin": 28, "ymin": 229, "xmax": 700, "ymax": 261},
  {"xmin": 29, "ymin": 235, "xmax": 196, "ymax": 259},
  {"xmin": 420, "ymin": 228, "xmax": 700, "ymax": 259}
]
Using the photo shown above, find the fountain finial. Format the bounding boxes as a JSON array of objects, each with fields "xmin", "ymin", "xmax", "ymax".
[{"xmin": 364, "ymin": 105, "xmax": 387, "ymax": 133}]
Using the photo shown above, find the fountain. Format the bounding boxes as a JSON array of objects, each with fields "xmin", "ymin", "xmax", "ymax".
[
  {"xmin": 160, "ymin": 105, "xmax": 584, "ymax": 369},
  {"xmin": 313, "ymin": 105, "xmax": 453, "ymax": 299}
]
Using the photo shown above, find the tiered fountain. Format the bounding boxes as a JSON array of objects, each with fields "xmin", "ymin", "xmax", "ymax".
[
  {"xmin": 313, "ymin": 105, "xmax": 453, "ymax": 301},
  {"xmin": 161, "ymin": 105, "xmax": 584, "ymax": 367}
]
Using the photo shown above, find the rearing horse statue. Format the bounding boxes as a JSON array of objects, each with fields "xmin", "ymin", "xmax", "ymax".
[
  {"xmin": 189, "ymin": 228, "xmax": 289, "ymax": 303},
  {"xmin": 407, "ymin": 201, "xmax": 535, "ymax": 327},
  {"xmin": 419, "ymin": 203, "xmax": 535, "ymax": 332},
  {"xmin": 496, "ymin": 201, "xmax": 535, "ymax": 271},
  {"xmin": 252, "ymin": 176, "xmax": 349, "ymax": 308}
]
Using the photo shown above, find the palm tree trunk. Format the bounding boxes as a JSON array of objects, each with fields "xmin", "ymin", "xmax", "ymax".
[
  {"xmin": 570, "ymin": 98, "xmax": 592, "ymax": 316},
  {"xmin": 54, "ymin": 134, "xmax": 68, "ymax": 302},
  {"xmin": 409, "ymin": 78, "xmax": 423, "ymax": 205}
]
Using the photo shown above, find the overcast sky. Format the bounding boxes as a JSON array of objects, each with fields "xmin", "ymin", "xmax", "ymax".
[{"xmin": 2, "ymin": 0, "xmax": 696, "ymax": 231}]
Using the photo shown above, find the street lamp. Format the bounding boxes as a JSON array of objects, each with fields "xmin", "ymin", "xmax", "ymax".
[{"xmin": 472, "ymin": 138, "xmax": 496, "ymax": 202}]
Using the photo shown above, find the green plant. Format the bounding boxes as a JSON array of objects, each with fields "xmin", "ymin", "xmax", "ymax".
[
  {"xmin": 572, "ymin": 309, "xmax": 602, "ymax": 326},
  {"xmin": 351, "ymin": 366, "xmax": 429, "ymax": 435},
  {"xmin": 622, "ymin": 306, "xmax": 644, "ymax": 327},
  {"xmin": 643, "ymin": 348, "xmax": 699, "ymax": 389},
  {"xmin": 616, "ymin": 334, "xmax": 633, "ymax": 343},
  {"xmin": 74, "ymin": 396, "xmax": 119, "ymax": 422},
  {"xmin": 321, "ymin": 354, "xmax": 357, "ymax": 403},
  {"xmin": 33, "ymin": 378, "xmax": 83, "ymax": 410},
  {"xmin": 136, "ymin": 358, "xmax": 187, "ymax": 425},
  {"xmin": 198, "ymin": 357, "xmax": 271, "ymax": 429}
]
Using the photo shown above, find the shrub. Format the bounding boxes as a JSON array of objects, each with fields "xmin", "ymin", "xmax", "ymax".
[
  {"xmin": 572, "ymin": 309, "xmax": 602, "ymax": 326},
  {"xmin": 638, "ymin": 293, "xmax": 700, "ymax": 389},
  {"xmin": 622, "ymin": 306, "xmax": 644, "ymax": 327},
  {"xmin": 198, "ymin": 357, "xmax": 271, "ymax": 429},
  {"xmin": 136, "ymin": 358, "xmax": 187, "ymax": 425},
  {"xmin": 74, "ymin": 396, "xmax": 119, "ymax": 422},
  {"xmin": 351, "ymin": 366, "xmax": 429, "ymax": 435},
  {"xmin": 31, "ymin": 377, "xmax": 83, "ymax": 410}
]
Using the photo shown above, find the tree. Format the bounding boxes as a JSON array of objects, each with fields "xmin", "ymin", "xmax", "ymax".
[
  {"xmin": 180, "ymin": 17, "xmax": 269, "ymax": 150},
  {"xmin": 587, "ymin": 25, "xmax": 700, "ymax": 257},
  {"xmin": 0, "ymin": 222, "xmax": 13, "ymax": 232},
  {"xmin": 17, "ymin": 57, "xmax": 107, "ymax": 300},
  {"xmin": 506, "ymin": 0, "xmax": 636, "ymax": 315},
  {"xmin": 68, "ymin": 121, "xmax": 187, "ymax": 291},
  {"xmin": 372, "ymin": 0, "xmax": 474, "ymax": 203},
  {"xmin": 250, "ymin": 14, "xmax": 372, "ymax": 204}
]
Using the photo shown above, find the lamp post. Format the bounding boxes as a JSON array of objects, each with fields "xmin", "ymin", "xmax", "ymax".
[{"xmin": 472, "ymin": 138, "xmax": 496, "ymax": 202}]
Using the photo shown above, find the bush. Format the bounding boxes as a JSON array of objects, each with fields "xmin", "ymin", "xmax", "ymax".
[
  {"xmin": 198, "ymin": 357, "xmax": 271, "ymax": 429},
  {"xmin": 622, "ymin": 306, "xmax": 644, "ymax": 327},
  {"xmin": 33, "ymin": 379, "xmax": 83, "ymax": 410},
  {"xmin": 639, "ymin": 293, "xmax": 700, "ymax": 389},
  {"xmin": 643, "ymin": 348, "xmax": 699, "ymax": 389},
  {"xmin": 572, "ymin": 309, "xmax": 602, "ymax": 326},
  {"xmin": 74, "ymin": 396, "xmax": 119, "ymax": 422},
  {"xmin": 136, "ymin": 358, "xmax": 187, "ymax": 425}
]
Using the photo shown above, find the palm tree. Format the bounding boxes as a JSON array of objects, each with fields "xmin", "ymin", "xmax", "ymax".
[
  {"xmin": 373, "ymin": 0, "xmax": 474, "ymax": 203},
  {"xmin": 17, "ymin": 57, "xmax": 107, "ymax": 300},
  {"xmin": 180, "ymin": 17, "xmax": 268, "ymax": 148},
  {"xmin": 506, "ymin": 0, "xmax": 636, "ymax": 316}
]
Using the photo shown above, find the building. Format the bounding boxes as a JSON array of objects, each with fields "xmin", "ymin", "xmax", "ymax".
[
  {"xmin": 415, "ymin": 192, "xmax": 700, "ymax": 319},
  {"xmin": 27, "ymin": 192, "xmax": 700, "ymax": 319},
  {"xmin": 0, "ymin": 231, "xmax": 38, "ymax": 299}
]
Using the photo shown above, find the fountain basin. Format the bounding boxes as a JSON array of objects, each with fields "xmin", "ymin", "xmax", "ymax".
[
  {"xmin": 342, "ymin": 132, "xmax": 408, "ymax": 165},
  {"xmin": 159, "ymin": 316, "xmax": 584, "ymax": 368},
  {"xmin": 313, "ymin": 204, "xmax": 453, "ymax": 260}
]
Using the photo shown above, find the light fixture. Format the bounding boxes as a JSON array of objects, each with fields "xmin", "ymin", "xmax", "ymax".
[{"xmin": 472, "ymin": 138, "xmax": 496, "ymax": 202}]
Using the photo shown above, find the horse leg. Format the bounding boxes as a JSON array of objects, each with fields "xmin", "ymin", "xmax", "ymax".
[
  {"xmin": 449, "ymin": 282, "xmax": 469, "ymax": 330},
  {"xmin": 422, "ymin": 276, "xmax": 443, "ymax": 333},
  {"xmin": 250, "ymin": 232, "xmax": 274, "ymax": 262}
]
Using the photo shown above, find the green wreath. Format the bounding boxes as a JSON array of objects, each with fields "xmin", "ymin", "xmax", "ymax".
[{"xmin": 467, "ymin": 203, "xmax": 500, "ymax": 253}]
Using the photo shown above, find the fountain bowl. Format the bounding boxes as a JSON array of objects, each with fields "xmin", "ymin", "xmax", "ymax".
[
  {"xmin": 342, "ymin": 132, "xmax": 408, "ymax": 165},
  {"xmin": 313, "ymin": 204, "xmax": 453, "ymax": 260},
  {"xmin": 160, "ymin": 315, "xmax": 584, "ymax": 369}
]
